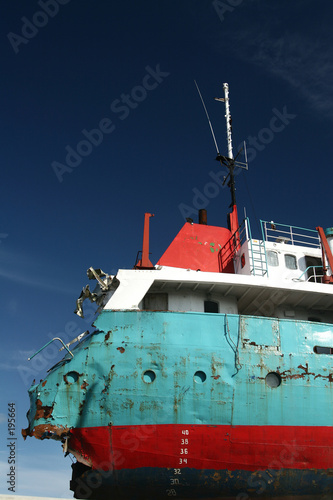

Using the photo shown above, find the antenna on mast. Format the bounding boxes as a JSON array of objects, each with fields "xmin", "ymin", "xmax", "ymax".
[
  {"xmin": 194, "ymin": 81, "xmax": 248, "ymax": 233},
  {"xmin": 215, "ymin": 83, "xmax": 248, "ymax": 208},
  {"xmin": 215, "ymin": 83, "xmax": 233, "ymax": 159},
  {"xmin": 214, "ymin": 83, "xmax": 248, "ymax": 236},
  {"xmin": 194, "ymin": 80, "xmax": 221, "ymax": 156}
]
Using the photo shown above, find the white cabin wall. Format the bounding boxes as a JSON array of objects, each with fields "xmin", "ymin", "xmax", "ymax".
[
  {"xmin": 168, "ymin": 292, "xmax": 238, "ymax": 314},
  {"xmin": 265, "ymin": 242, "xmax": 322, "ymax": 282},
  {"xmin": 234, "ymin": 236, "xmax": 323, "ymax": 282},
  {"xmin": 234, "ymin": 240, "xmax": 252, "ymax": 275},
  {"xmin": 274, "ymin": 306, "xmax": 333, "ymax": 323}
]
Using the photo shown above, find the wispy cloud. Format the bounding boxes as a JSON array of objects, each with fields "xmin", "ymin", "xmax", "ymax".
[
  {"xmin": 0, "ymin": 362, "xmax": 20, "ymax": 371},
  {"xmin": 212, "ymin": 3, "xmax": 333, "ymax": 119},
  {"xmin": 0, "ymin": 247, "xmax": 77, "ymax": 295},
  {"xmin": 240, "ymin": 31, "xmax": 333, "ymax": 116},
  {"xmin": 0, "ymin": 267, "xmax": 73, "ymax": 294},
  {"xmin": 0, "ymin": 350, "xmax": 35, "ymax": 371}
]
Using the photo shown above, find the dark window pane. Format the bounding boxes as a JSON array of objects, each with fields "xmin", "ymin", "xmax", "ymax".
[{"xmin": 204, "ymin": 300, "xmax": 219, "ymax": 313}]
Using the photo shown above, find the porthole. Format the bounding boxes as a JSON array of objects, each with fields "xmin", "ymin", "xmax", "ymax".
[
  {"xmin": 265, "ymin": 372, "xmax": 281, "ymax": 388},
  {"xmin": 63, "ymin": 371, "xmax": 79, "ymax": 384},
  {"xmin": 143, "ymin": 370, "xmax": 156, "ymax": 383},
  {"xmin": 194, "ymin": 371, "xmax": 207, "ymax": 383}
]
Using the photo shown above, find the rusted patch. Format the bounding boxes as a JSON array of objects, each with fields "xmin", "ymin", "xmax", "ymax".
[
  {"xmin": 81, "ymin": 380, "xmax": 89, "ymax": 390},
  {"xmin": 41, "ymin": 380, "xmax": 47, "ymax": 387},
  {"xmin": 298, "ymin": 363, "xmax": 315, "ymax": 377},
  {"xmin": 121, "ymin": 399, "xmax": 134, "ymax": 410},
  {"xmin": 212, "ymin": 471, "xmax": 222, "ymax": 482},
  {"xmin": 212, "ymin": 375, "xmax": 221, "ymax": 380},
  {"xmin": 21, "ymin": 427, "xmax": 30, "ymax": 440},
  {"xmin": 117, "ymin": 347, "xmax": 125, "ymax": 353},
  {"xmin": 139, "ymin": 400, "xmax": 163, "ymax": 412},
  {"xmin": 22, "ymin": 423, "xmax": 69, "ymax": 441},
  {"xmin": 104, "ymin": 331, "xmax": 110, "ymax": 341},
  {"xmin": 34, "ymin": 399, "xmax": 54, "ymax": 420},
  {"xmin": 278, "ymin": 363, "xmax": 323, "ymax": 380},
  {"xmin": 102, "ymin": 365, "xmax": 115, "ymax": 394},
  {"xmin": 314, "ymin": 373, "xmax": 333, "ymax": 382}
]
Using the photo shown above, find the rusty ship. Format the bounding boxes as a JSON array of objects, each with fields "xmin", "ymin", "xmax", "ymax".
[{"xmin": 23, "ymin": 84, "xmax": 333, "ymax": 499}]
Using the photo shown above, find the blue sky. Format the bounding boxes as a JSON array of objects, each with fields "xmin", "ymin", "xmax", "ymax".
[{"xmin": 1, "ymin": 0, "xmax": 333, "ymax": 497}]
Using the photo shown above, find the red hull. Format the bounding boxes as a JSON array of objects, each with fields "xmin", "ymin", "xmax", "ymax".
[{"xmin": 69, "ymin": 424, "xmax": 333, "ymax": 471}]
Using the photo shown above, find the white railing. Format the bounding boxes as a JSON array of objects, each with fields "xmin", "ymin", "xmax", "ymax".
[{"xmin": 261, "ymin": 220, "xmax": 320, "ymax": 248}]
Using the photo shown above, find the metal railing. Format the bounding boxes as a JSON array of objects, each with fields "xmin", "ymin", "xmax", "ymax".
[
  {"xmin": 219, "ymin": 218, "xmax": 268, "ymax": 276},
  {"xmin": 218, "ymin": 219, "xmax": 248, "ymax": 273},
  {"xmin": 261, "ymin": 220, "xmax": 320, "ymax": 248},
  {"xmin": 294, "ymin": 265, "xmax": 324, "ymax": 283}
]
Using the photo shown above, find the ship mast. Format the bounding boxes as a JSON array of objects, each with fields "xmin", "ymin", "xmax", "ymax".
[
  {"xmin": 215, "ymin": 83, "xmax": 247, "ymax": 233},
  {"xmin": 223, "ymin": 83, "xmax": 233, "ymax": 160},
  {"xmin": 215, "ymin": 83, "xmax": 237, "ymax": 209},
  {"xmin": 195, "ymin": 81, "xmax": 247, "ymax": 231}
]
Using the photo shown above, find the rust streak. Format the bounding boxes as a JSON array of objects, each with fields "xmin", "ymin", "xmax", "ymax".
[
  {"xmin": 314, "ymin": 373, "xmax": 333, "ymax": 382},
  {"xmin": 278, "ymin": 363, "xmax": 321, "ymax": 380}
]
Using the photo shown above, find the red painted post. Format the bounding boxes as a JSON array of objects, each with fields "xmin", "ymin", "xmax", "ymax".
[
  {"xmin": 136, "ymin": 213, "xmax": 154, "ymax": 269},
  {"xmin": 316, "ymin": 226, "xmax": 333, "ymax": 284}
]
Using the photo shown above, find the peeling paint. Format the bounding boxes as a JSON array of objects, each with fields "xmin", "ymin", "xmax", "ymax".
[
  {"xmin": 34, "ymin": 399, "xmax": 54, "ymax": 420},
  {"xmin": 22, "ymin": 423, "xmax": 69, "ymax": 440}
]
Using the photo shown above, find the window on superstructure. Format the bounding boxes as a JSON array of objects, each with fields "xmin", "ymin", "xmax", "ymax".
[
  {"xmin": 204, "ymin": 300, "xmax": 219, "ymax": 313},
  {"xmin": 267, "ymin": 251, "xmax": 279, "ymax": 267},
  {"xmin": 284, "ymin": 254, "xmax": 297, "ymax": 270}
]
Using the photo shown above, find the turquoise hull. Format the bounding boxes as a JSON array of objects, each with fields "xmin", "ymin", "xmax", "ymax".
[{"xmin": 23, "ymin": 311, "xmax": 333, "ymax": 498}]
